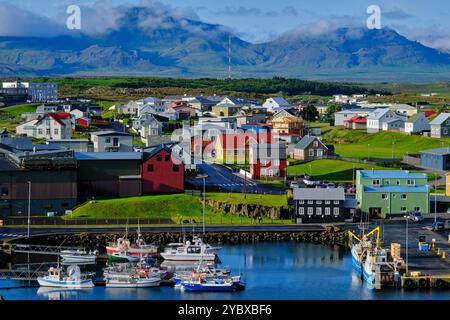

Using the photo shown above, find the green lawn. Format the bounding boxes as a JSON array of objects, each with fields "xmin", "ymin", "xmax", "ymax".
[
  {"xmin": 322, "ymin": 128, "xmax": 450, "ymax": 159},
  {"xmin": 67, "ymin": 193, "xmax": 289, "ymax": 224},
  {"xmin": 287, "ymin": 159, "xmax": 439, "ymax": 183},
  {"xmin": 1, "ymin": 103, "xmax": 39, "ymax": 116}
]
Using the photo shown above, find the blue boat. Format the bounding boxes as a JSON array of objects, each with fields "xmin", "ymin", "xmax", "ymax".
[{"xmin": 180, "ymin": 278, "xmax": 245, "ymax": 292}]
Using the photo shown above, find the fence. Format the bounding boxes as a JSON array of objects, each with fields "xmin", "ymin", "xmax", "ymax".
[{"xmin": 3, "ymin": 217, "xmax": 174, "ymax": 226}]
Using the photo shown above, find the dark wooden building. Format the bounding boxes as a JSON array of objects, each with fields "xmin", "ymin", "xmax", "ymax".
[
  {"xmin": 75, "ymin": 152, "xmax": 143, "ymax": 201},
  {"xmin": 0, "ymin": 149, "xmax": 77, "ymax": 217},
  {"xmin": 293, "ymin": 188, "xmax": 345, "ymax": 223}
]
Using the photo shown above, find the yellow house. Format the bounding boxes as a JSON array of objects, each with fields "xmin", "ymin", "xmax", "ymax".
[
  {"xmin": 211, "ymin": 104, "xmax": 241, "ymax": 117},
  {"xmin": 214, "ymin": 133, "xmax": 248, "ymax": 164},
  {"xmin": 446, "ymin": 173, "xmax": 450, "ymax": 196},
  {"xmin": 267, "ymin": 115, "xmax": 304, "ymax": 135}
]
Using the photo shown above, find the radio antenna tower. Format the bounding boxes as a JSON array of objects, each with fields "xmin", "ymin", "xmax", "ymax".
[{"xmin": 228, "ymin": 35, "xmax": 232, "ymax": 79}]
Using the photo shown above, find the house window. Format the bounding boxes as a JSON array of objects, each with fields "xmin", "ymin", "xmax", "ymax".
[
  {"xmin": 401, "ymin": 194, "xmax": 407, "ymax": 200},
  {"xmin": 316, "ymin": 200, "xmax": 322, "ymax": 205},
  {"xmin": 173, "ymin": 165, "xmax": 179, "ymax": 172},
  {"xmin": 396, "ymin": 180, "xmax": 400, "ymax": 185},
  {"xmin": 414, "ymin": 207, "xmax": 421, "ymax": 212},
  {"xmin": 316, "ymin": 207, "xmax": 322, "ymax": 216},
  {"xmin": 407, "ymin": 179, "xmax": 415, "ymax": 186},
  {"xmin": 373, "ymin": 179, "xmax": 380, "ymax": 186},
  {"xmin": 333, "ymin": 200, "xmax": 339, "ymax": 204},
  {"xmin": 38, "ymin": 129, "xmax": 43, "ymax": 135},
  {"xmin": 165, "ymin": 155, "xmax": 171, "ymax": 162},
  {"xmin": 385, "ymin": 180, "xmax": 390, "ymax": 185},
  {"xmin": 46, "ymin": 129, "xmax": 50, "ymax": 135},
  {"xmin": 309, "ymin": 149, "xmax": 314, "ymax": 157},
  {"xmin": 325, "ymin": 200, "xmax": 330, "ymax": 205},
  {"xmin": 147, "ymin": 164, "xmax": 154, "ymax": 172},
  {"xmin": 307, "ymin": 208, "xmax": 313, "ymax": 216},
  {"xmin": 325, "ymin": 207, "xmax": 331, "ymax": 215},
  {"xmin": 105, "ymin": 138, "xmax": 111, "ymax": 143},
  {"xmin": 307, "ymin": 200, "xmax": 313, "ymax": 204},
  {"xmin": 401, "ymin": 207, "xmax": 407, "ymax": 212},
  {"xmin": 298, "ymin": 207, "xmax": 304, "ymax": 215},
  {"xmin": 299, "ymin": 200, "xmax": 304, "ymax": 204},
  {"xmin": 54, "ymin": 128, "xmax": 59, "ymax": 135},
  {"xmin": 333, "ymin": 208, "xmax": 340, "ymax": 216},
  {"xmin": 313, "ymin": 141, "xmax": 318, "ymax": 147},
  {"xmin": 156, "ymin": 155, "xmax": 162, "ymax": 161},
  {"xmin": 381, "ymin": 194, "xmax": 388, "ymax": 200}
]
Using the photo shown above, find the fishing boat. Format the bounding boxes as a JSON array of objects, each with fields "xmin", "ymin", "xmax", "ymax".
[
  {"xmin": 161, "ymin": 236, "xmax": 220, "ymax": 261},
  {"xmin": 180, "ymin": 277, "xmax": 245, "ymax": 292},
  {"xmin": 362, "ymin": 246, "xmax": 398, "ymax": 289},
  {"xmin": 348, "ymin": 226, "xmax": 380, "ymax": 275},
  {"xmin": 106, "ymin": 224, "xmax": 158, "ymax": 257},
  {"xmin": 60, "ymin": 249, "xmax": 98, "ymax": 263},
  {"xmin": 37, "ymin": 265, "xmax": 94, "ymax": 289},
  {"xmin": 173, "ymin": 265, "xmax": 231, "ymax": 286},
  {"xmin": 108, "ymin": 251, "xmax": 140, "ymax": 263},
  {"xmin": 104, "ymin": 265, "xmax": 161, "ymax": 288}
]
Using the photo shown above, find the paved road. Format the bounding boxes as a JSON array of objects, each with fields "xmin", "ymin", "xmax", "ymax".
[{"xmin": 186, "ymin": 163, "xmax": 286, "ymax": 195}]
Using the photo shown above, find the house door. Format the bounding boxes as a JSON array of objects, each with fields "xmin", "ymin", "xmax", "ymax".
[{"xmin": 369, "ymin": 207, "xmax": 382, "ymax": 218}]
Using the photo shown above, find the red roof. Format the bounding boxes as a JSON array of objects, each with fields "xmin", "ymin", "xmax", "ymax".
[
  {"xmin": 218, "ymin": 132, "xmax": 274, "ymax": 149},
  {"xmin": 345, "ymin": 115, "xmax": 367, "ymax": 124},
  {"xmin": 423, "ymin": 110, "xmax": 437, "ymax": 118},
  {"xmin": 49, "ymin": 112, "xmax": 70, "ymax": 126}
]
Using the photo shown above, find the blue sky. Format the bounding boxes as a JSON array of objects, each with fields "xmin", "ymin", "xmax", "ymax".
[{"xmin": 1, "ymin": 0, "xmax": 450, "ymax": 50}]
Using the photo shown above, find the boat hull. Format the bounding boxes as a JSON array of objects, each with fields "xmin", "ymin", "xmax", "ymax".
[
  {"xmin": 160, "ymin": 253, "xmax": 216, "ymax": 262},
  {"xmin": 61, "ymin": 255, "xmax": 96, "ymax": 263},
  {"xmin": 107, "ymin": 254, "xmax": 139, "ymax": 263},
  {"xmin": 105, "ymin": 279, "xmax": 161, "ymax": 288},
  {"xmin": 106, "ymin": 247, "xmax": 158, "ymax": 256},
  {"xmin": 37, "ymin": 278, "xmax": 94, "ymax": 288}
]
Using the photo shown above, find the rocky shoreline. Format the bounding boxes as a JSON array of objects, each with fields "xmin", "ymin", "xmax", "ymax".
[{"xmin": 10, "ymin": 226, "xmax": 349, "ymax": 253}]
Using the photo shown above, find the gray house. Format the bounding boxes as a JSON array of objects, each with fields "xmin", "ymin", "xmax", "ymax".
[
  {"xmin": 430, "ymin": 113, "xmax": 450, "ymax": 138},
  {"xmin": 293, "ymin": 188, "xmax": 346, "ymax": 223},
  {"xmin": 293, "ymin": 136, "xmax": 332, "ymax": 161},
  {"xmin": 420, "ymin": 148, "xmax": 450, "ymax": 171},
  {"xmin": 90, "ymin": 131, "xmax": 133, "ymax": 152}
]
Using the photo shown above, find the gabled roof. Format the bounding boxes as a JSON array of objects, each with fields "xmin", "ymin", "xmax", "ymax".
[
  {"xmin": 367, "ymin": 108, "xmax": 390, "ymax": 120},
  {"xmin": 430, "ymin": 113, "xmax": 450, "ymax": 125},
  {"xmin": 293, "ymin": 188, "xmax": 345, "ymax": 201},
  {"xmin": 90, "ymin": 131, "xmax": 131, "ymax": 137},
  {"xmin": 143, "ymin": 144, "xmax": 183, "ymax": 163},
  {"xmin": 75, "ymin": 152, "xmax": 142, "ymax": 161},
  {"xmin": 266, "ymin": 97, "xmax": 290, "ymax": 106},
  {"xmin": 35, "ymin": 112, "xmax": 70, "ymax": 126},
  {"xmin": 294, "ymin": 136, "xmax": 327, "ymax": 150},
  {"xmin": 344, "ymin": 115, "xmax": 367, "ymax": 123}
]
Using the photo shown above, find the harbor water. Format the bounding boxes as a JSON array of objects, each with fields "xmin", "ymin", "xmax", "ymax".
[{"xmin": 1, "ymin": 242, "xmax": 449, "ymax": 300}]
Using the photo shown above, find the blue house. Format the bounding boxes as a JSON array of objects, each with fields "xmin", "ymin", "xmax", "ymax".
[
  {"xmin": 241, "ymin": 123, "xmax": 272, "ymax": 133},
  {"xmin": 420, "ymin": 148, "xmax": 450, "ymax": 171}
]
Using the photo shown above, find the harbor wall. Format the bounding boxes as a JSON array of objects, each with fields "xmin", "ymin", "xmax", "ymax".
[{"xmin": 9, "ymin": 227, "xmax": 348, "ymax": 252}]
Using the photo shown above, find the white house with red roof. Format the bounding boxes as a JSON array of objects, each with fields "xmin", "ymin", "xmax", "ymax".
[{"xmin": 16, "ymin": 112, "xmax": 72, "ymax": 140}]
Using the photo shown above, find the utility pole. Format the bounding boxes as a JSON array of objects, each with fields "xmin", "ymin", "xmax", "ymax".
[
  {"xmin": 203, "ymin": 177, "xmax": 206, "ymax": 235},
  {"xmin": 405, "ymin": 216, "xmax": 409, "ymax": 275},
  {"xmin": 228, "ymin": 35, "xmax": 232, "ymax": 80},
  {"xmin": 435, "ymin": 174, "xmax": 437, "ymax": 223},
  {"xmin": 27, "ymin": 181, "xmax": 31, "ymax": 238}
]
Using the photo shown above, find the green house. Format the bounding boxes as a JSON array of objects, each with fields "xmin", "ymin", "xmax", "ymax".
[{"xmin": 356, "ymin": 170, "xmax": 430, "ymax": 219}]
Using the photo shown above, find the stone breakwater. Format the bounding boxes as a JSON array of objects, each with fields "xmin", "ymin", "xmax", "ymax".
[{"xmin": 11, "ymin": 227, "xmax": 349, "ymax": 253}]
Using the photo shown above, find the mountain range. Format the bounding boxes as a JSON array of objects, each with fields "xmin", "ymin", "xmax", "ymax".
[{"xmin": 0, "ymin": 6, "xmax": 449, "ymax": 81}]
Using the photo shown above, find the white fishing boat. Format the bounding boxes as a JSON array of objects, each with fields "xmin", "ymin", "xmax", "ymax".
[
  {"xmin": 362, "ymin": 247, "xmax": 397, "ymax": 289},
  {"xmin": 349, "ymin": 226, "xmax": 379, "ymax": 275},
  {"xmin": 37, "ymin": 266, "xmax": 94, "ymax": 289},
  {"xmin": 60, "ymin": 249, "xmax": 98, "ymax": 263},
  {"xmin": 106, "ymin": 223, "xmax": 158, "ymax": 257},
  {"xmin": 104, "ymin": 265, "xmax": 161, "ymax": 288},
  {"xmin": 161, "ymin": 236, "xmax": 220, "ymax": 262}
]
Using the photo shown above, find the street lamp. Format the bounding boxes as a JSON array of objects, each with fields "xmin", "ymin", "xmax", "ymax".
[
  {"xmin": 309, "ymin": 164, "xmax": 312, "ymax": 176},
  {"xmin": 403, "ymin": 215, "xmax": 409, "ymax": 275},
  {"xmin": 27, "ymin": 181, "xmax": 31, "ymax": 238},
  {"xmin": 367, "ymin": 144, "xmax": 370, "ymax": 161},
  {"xmin": 391, "ymin": 141, "xmax": 395, "ymax": 159}
]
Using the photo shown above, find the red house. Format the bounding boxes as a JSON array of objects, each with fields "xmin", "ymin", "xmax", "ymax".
[
  {"xmin": 250, "ymin": 142, "xmax": 287, "ymax": 179},
  {"xmin": 142, "ymin": 145, "xmax": 185, "ymax": 193}
]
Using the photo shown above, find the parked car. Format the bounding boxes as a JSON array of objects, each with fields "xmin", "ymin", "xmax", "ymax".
[
  {"xmin": 347, "ymin": 184, "xmax": 356, "ymax": 193},
  {"xmin": 432, "ymin": 221, "xmax": 445, "ymax": 232},
  {"xmin": 290, "ymin": 181, "xmax": 299, "ymax": 189},
  {"xmin": 337, "ymin": 183, "xmax": 346, "ymax": 189},
  {"xmin": 303, "ymin": 176, "xmax": 317, "ymax": 186},
  {"xmin": 409, "ymin": 211, "xmax": 424, "ymax": 223},
  {"xmin": 326, "ymin": 183, "xmax": 336, "ymax": 189}
]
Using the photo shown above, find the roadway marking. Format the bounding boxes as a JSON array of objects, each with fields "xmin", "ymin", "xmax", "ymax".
[{"xmin": 0, "ymin": 233, "xmax": 23, "ymax": 238}]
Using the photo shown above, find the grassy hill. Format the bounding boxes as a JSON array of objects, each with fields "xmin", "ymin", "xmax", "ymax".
[
  {"xmin": 288, "ymin": 159, "xmax": 439, "ymax": 183},
  {"xmin": 67, "ymin": 193, "xmax": 288, "ymax": 224},
  {"xmin": 0, "ymin": 103, "xmax": 39, "ymax": 133},
  {"xmin": 322, "ymin": 127, "xmax": 450, "ymax": 159}
]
